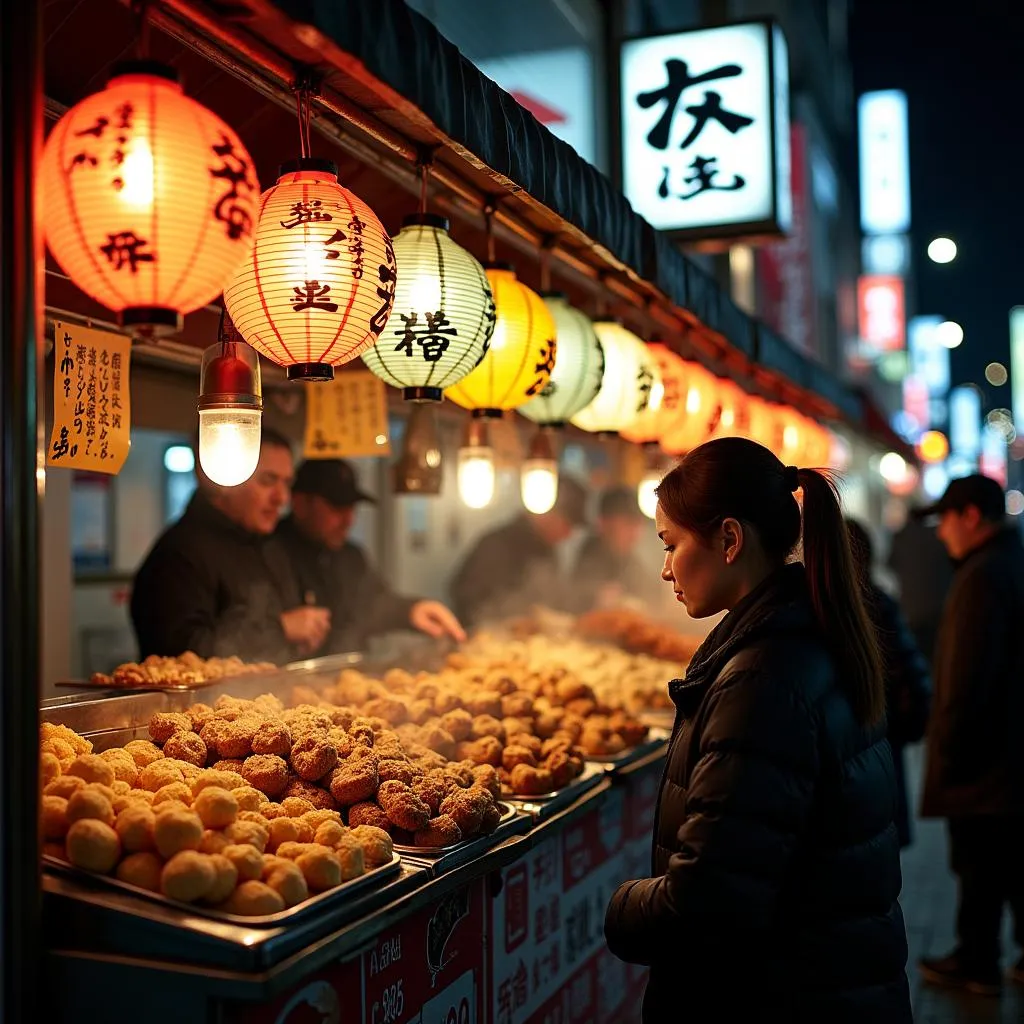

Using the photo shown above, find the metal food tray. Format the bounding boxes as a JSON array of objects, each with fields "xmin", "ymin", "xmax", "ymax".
[
  {"xmin": 42, "ymin": 850, "xmax": 402, "ymax": 929},
  {"xmin": 586, "ymin": 728, "xmax": 671, "ymax": 769},
  {"xmin": 505, "ymin": 761, "xmax": 606, "ymax": 819}
]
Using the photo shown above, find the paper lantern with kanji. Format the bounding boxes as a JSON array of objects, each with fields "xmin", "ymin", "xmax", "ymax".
[
  {"xmin": 706, "ymin": 379, "xmax": 751, "ymax": 441},
  {"xmin": 803, "ymin": 420, "xmax": 833, "ymax": 466},
  {"xmin": 661, "ymin": 361, "xmax": 720, "ymax": 454},
  {"xmin": 519, "ymin": 294, "xmax": 604, "ymax": 427},
  {"xmin": 776, "ymin": 405, "xmax": 809, "ymax": 465},
  {"xmin": 747, "ymin": 396, "xmax": 783, "ymax": 453},
  {"xmin": 40, "ymin": 62, "xmax": 260, "ymax": 335},
  {"xmin": 445, "ymin": 264, "xmax": 556, "ymax": 415},
  {"xmin": 361, "ymin": 214, "xmax": 495, "ymax": 401},
  {"xmin": 224, "ymin": 158, "xmax": 395, "ymax": 382},
  {"xmin": 621, "ymin": 344, "xmax": 689, "ymax": 444},
  {"xmin": 572, "ymin": 323, "xmax": 656, "ymax": 434}
]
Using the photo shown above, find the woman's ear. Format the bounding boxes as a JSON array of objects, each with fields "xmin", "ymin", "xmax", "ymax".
[{"xmin": 721, "ymin": 517, "xmax": 745, "ymax": 565}]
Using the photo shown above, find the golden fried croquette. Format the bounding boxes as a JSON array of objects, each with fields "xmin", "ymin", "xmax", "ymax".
[
  {"xmin": 140, "ymin": 760, "xmax": 185, "ymax": 793},
  {"xmin": 444, "ymin": 762, "xmax": 476, "ymax": 788},
  {"xmin": 411, "ymin": 776, "xmax": 447, "ymax": 815},
  {"xmin": 411, "ymin": 749, "xmax": 449, "ymax": 772},
  {"xmin": 222, "ymin": 880, "xmax": 286, "ymax": 917},
  {"xmin": 253, "ymin": 693, "xmax": 284, "ymax": 714},
  {"xmin": 471, "ymin": 764, "xmax": 502, "ymax": 800},
  {"xmin": 438, "ymin": 787, "xmax": 491, "ymax": 836},
  {"xmin": 115, "ymin": 804, "xmax": 156, "ymax": 852},
  {"xmin": 40, "ymin": 752, "xmax": 62, "ymax": 788},
  {"xmin": 377, "ymin": 780, "xmax": 431, "ymax": 832},
  {"xmin": 123, "ymin": 739, "xmax": 163, "ymax": 770},
  {"xmin": 116, "ymin": 851, "xmax": 163, "ymax": 892},
  {"xmin": 502, "ymin": 745, "xmax": 537, "ymax": 772},
  {"xmin": 213, "ymin": 759, "xmax": 246, "ymax": 773},
  {"xmin": 471, "ymin": 715, "xmax": 505, "ymax": 742},
  {"xmin": 217, "ymin": 717, "xmax": 261, "ymax": 760},
  {"xmin": 328, "ymin": 760, "xmax": 379, "ymax": 807},
  {"xmin": 464, "ymin": 692, "xmax": 503, "ymax": 718},
  {"xmin": 362, "ymin": 698, "xmax": 407, "ymax": 726},
  {"xmin": 42, "ymin": 737, "xmax": 77, "ymax": 767},
  {"xmin": 543, "ymin": 750, "xmax": 581, "ymax": 788},
  {"xmin": 314, "ymin": 821, "xmax": 347, "ymax": 847},
  {"xmin": 407, "ymin": 699, "xmax": 434, "ymax": 725},
  {"xmin": 151, "ymin": 781, "xmax": 193, "ymax": 808},
  {"xmin": 295, "ymin": 847, "xmax": 341, "ymax": 891},
  {"xmin": 44, "ymin": 774, "xmax": 85, "ymax": 800},
  {"xmin": 40, "ymin": 795, "xmax": 70, "ymax": 840},
  {"xmin": 223, "ymin": 819, "xmax": 269, "ymax": 852},
  {"xmin": 263, "ymin": 859, "xmax": 308, "ymax": 907},
  {"xmin": 231, "ymin": 787, "xmax": 264, "ymax": 812},
  {"xmin": 289, "ymin": 735, "xmax": 338, "ymax": 782},
  {"xmin": 347, "ymin": 802, "xmax": 394, "ymax": 832},
  {"xmin": 346, "ymin": 720, "xmax": 376, "ymax": 747},
  {"xmin": 241, "ymin": 755, "xmax": 290, "ymax": 798},
  {"xmin": 455, "ymin": 737, "xmax": 503, "ymax": 767},
  {"xmin": 41, "ymin": 722, "xmax": 92, "ymax": 755},
  {"xmin": 416, "ymin": 725, "xmax": 457, "ymax": 760},
  {"xmin": 82, "ymin": 781, "xmax": 116, "ymax": 802},
  {"xmin": 251, "ymin": 721, "xmax": 292, "ymax": 758},
  {"xmin": 162, "ymin": 757, "xmax": 202, "ymax": 782},
  {"xmin": 66, "ymin": 819, "xmax": 121, "ymax": 873},
  {"xmin": 161, "ymin": 850, "xmax": 216, "ymax": 903},
  {"xmin": 301, "ymin": 809, "xmax": 343, "ymax": 830},
  {"xmin": 260, "ymin": 802, "xmax": 287, "ymax": 820},
  {"xmin": 267, "ymin": 817, "xmax": 302, "ymax": 852},
  {"xmin": 501, "ymin": 693, "xmax": 535, "ymax": 718},
  {"xmin": 193, "ymin": 787, "xmax": 238, "ymax": 830},
  {"xmin": 199, "ymin": 829, "xmax": 230, "ymax": 855},
  {"xmin": 326, "ymin": 706, "xmax": 357, "ymax": 731},
  {"xmin": 532, "ymin": 712, "xmax": 562, "ymax": 739},
  {"xmin": 509, "ymin": 764, "xmax": 554, "ymax": 795},
  {"xmin": 191, "ymin": 768, "xmax": 247, "ymax": 797},
  {"xmin": 153, "ymin": 806, "xmax": 204, "ymax": 858},
  {"xmin": 414, "ymin": 815, "xmax": 462, "ymax": 848},
  {"xmin": 273, "ymin": 841, "xmax": 318, "ymax": 861},
  {"xmin": 377, "ymin": 759, "xmax": 417, "ymax": 786},
  {"xmin": 281, "ymin": 796, "xmax": 315, "ymax": 818},
  {"xmin": 185, "ymin": 703, "xmax": 215, "ymax": 732},
  {"xmin": 66, "ymin": 754, "xmax": 115, "ymax": 788},
  {"xmin": 162, "ymin": 732, "xmax": 207, "ymax": 769},
  {"xmin": 283, "ymin": 780, "xmax": 337, "ymax": 811},
  {"xmin": 334, "ymin": 835, "xmax": 365, "ymax": 880},
  {"xmin": 237, "ymin": 811, "xmax": 271, "ymax": 829},
  {"xmin": 221, "ymin": 842, "xmax": 263, "ymax": 881},
  {"xmin": 204, "ymin": 854, "xmax": 239, "ymax": 904},
  {"xmin": 439, "ymin": 709, "xmax": 473, "ymax": 742},
  {"xmin": 66, "ymin": 788, "xmax": 115, "ymax": 827},
  {"xmin": 349, "ymin": 825, "xmax": 393, "ymax": 867},
  {"xmin": 433, "ymin": 691, "xmax": 462, "ymax": 715},
  {"xmin": 479, "ymin": 802, "xmax": 503, "ymax": 835},
  {"xmin": 148, "ymin": 713, "xmax": 193, "ymax": 745},
  {"xmin": 110, "ymin": 779, "xmax": 132, "ymax": 796},
  {"xmin": 198, "ymin": 720, "xmax": 230, "ymax": 758}
]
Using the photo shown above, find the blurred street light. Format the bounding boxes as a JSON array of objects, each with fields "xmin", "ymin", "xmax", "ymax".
[
  {"xmin": 935, "ymin": 320, "xmax": 964, "ymax": 348},
  {"xmin": 985, "ymin": 361, "xmax": 1008, "ymax": 386},
  {"xmin": 927, "ymin": 237, "xmax": 957, "ymax": 264}
]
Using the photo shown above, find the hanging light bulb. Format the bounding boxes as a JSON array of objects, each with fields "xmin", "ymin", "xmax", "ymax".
[
  {"xmin": 521, "ymin": 428, "xmax": 559, "ymax": 515},
  {"xmin": 637, "ymin": 470, "xmax": 661, "ymax": 520},
  {"xmin": 197, "ymin": 314, "xmax": 263, "ymax": 487},
  {"xmin": 394, "ymin": 403, "xmax": 444, "ymax": 494},
  {"xmin": 457, "ymin": 416, "xmax": 496, "ymax": 509}
]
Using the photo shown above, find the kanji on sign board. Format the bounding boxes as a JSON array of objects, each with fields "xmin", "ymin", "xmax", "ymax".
[
  {"xmin": 47, "ymin": 321, "xmax": 132, "ymax": 475},
  {"xmin": 304, "ymin": 371, "xmax": 392, "ymax": 460}
]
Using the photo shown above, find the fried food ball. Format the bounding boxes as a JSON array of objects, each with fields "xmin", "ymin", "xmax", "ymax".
[
  {"xmin": 301, "ymin": 809, "xmax": 343, "ymax": 830},
  {"xmin": 579, "ymin": 728, "xmax": 625, "ymax": 757},
  {"xmin": 328, "ymin": 760, "xmax": 379, "ymax": 807},
  {"xmin": 161, "ymin": 850, "xmax": 216, "ymax": 903},
  {"xmin": 40, "ymin": 752, "xmax": 62, "ymax": 788},
  {"xmin": 111, "ymin": 779, "xmax": 132, "ymax": 796},
  {"xmin": 501, "ymin": 693, "xmax": 535, "ymax": 718},
  {"xmin": 98, "ymin": 749, "xmax": 138, "ymax": 787},
  {"xmin": 411, "ymin": 776, "xmax": 447, "ymax": 815},
  {"xmin": 289, "ymin": 735, "xmax": 339, "ymax": 782},
  {"xmin": 471, "ymin": 715, "xmax": 505, "ymax": 742},
  {"xmin": 502, "ymin": 745, "xmax": 537, "ymax": 772},
  {"xmin": 148, "ymin": 713, "xmax": 193, "ymax": 745},
  {"xmin": 153, "ymin": 806, "xmax": 203, "ymax": 858},
  {"xmin": 479, "ymin": 802, "xmax": 503, "ymax": 835},
  {"xmin": 162, "ymin": 732, "xmax": 207, "ymax": 769},
  {"xmin": 198, "ymin": 720, "xmax": 230, "ymax": 758},
  {"xmin": 377, "ymin": 759, "xmax": 417, "ymax": 786},
  {"xmin": 212, "ymin": 759, "xmax": 246, "ymax": 773},
  {"xmin": 41, "ymin": 722, "xmax": 92, "ymax": 755},
  {"xmin": 263, "ymin": 859, "xmax": 308, "ymax": 907},
  {"xmin": 414, "ymin": 815, "xmax": 462, "ymax": 848},
  {"xmin": 66, "ymin": 819, "xmax": 120, "ymax": 873},
  {"xmin": 44, "ymin": 775, "xmax": 85, "ymax": 800},
  {"xmin": 251, "ymin": 721, "xmax": 293, "ymax": 758},
  {"xmin": 439, "ymin": 709, "xmax": 473, "ymax": 742},
  {"xmin": 40, "ymin": 795, "xmax": 70, "ymax": 840},
  {"xmin": 444, "ymin": 762, "xmax": 476, "ymax": 789},
  {"xmin": 193, "ymin": 786, "xmax": 238, "ymax": 830},
  {"xmin": 116, "ymin": 851, "xmax": 163, "ymax": 892},
  {"xmin": 349, "ymin": 825, "xmax": 393, "ymax": 867},
  {"xmin": 42, "ymin": 737, "xmax": 77, "ymax": 768},
  {"xmin": 471, "ymin": 764, "xmax": 502, "ymax": 800},
  {"xmin": 253, "ymin": 693, "xmax": 284, "ymax": 715},
  {"xmin": 238, "ymin": 811, "xmax": 271, "ymax": 830},
  {"xmin": 229, "ymin": 787, "xmax": 263, "ymax": 813},
  {"xmin": 123, "ymin": 739, "xmax": 163, "ymax": 770},
  {"xmin": 283, "ymin": 781, "xmax": 338, "ymax": 812},
  {"xmin": 295, "ymin": 847, "xmax": 342, "ymax": 892},
  {"xmin": 115, "ymin": 804, "xmax": 156, "ymax": 852},
  {"xmin": 377, "ymin": 780, "xmax": 431, "ymax": 832},
  {"xmin": 544, "ymin": 750, "xmax": 580, "ymax": 789},
  {"xmin": 362, "ymin": 698, "xmax": 407, "ymax": 727},
  {"xmin": 223, "ymin": 819, "xmax": 269, "ymax": 853},
  {"xmin": 510, "ymin": 764, "xmax": 555, "ymax": 796},
  {"xmin": 260, "ymin": 802, "xmax": 287, "ymax": 820},
  {"xmin": 267, "ymin": 817, "xmax": 302, "ymax": 852},
  {"xmin": 82, "ymin": 781, "xmax": 116, "ymax": 802},
  {"xmin": 151, "ymin": 781, "xmax": 193, "ymax": 808},
  {"xmin": 66, "ymin": 754, "xmax": 115, "ymax": 788},
  {"xmin": 280, "ymin": 796, "xmax": 314, "ymax": 818},
  {"xmin": 140, "ymin": 760, "xmax": 185, "ymax": 793},
  {"xmin": 186, "ymin": 703, "xmax": 215, "ymax": 732},
  {"xmin": 217, "ymin": 717, "xmax": 261, "ymax": 760},
  {"xmin": 334, "ymin": 835, "xmax": 366, "ymax": 880},
  {"xmin": 241, "ymin": 755, "xmax": 290, "ymax": 798},
  {"xmin": 199, "ymin": 829, "xmax": 230, "ymax": 855},
  {"xmin": 347, "ymin": 721, "xmax": 376, "ymax": 747},
  {"xmin": 191, "ymin": 769, "xmax": 247, "ymax": 798},
  {"xmin": 221, "ymin": 842, "xmax": 263, "ymax": 881},
  {"xmin": 274, "ymin": 841, "xmax": 318, "ymax": 861},
  {"xmin": 204, "ymin": 854, "xmax": 239, "ymax": 904},
  {"xmin": 455, "ymin": 737, "xmax": 503, "ymax": 767},
  {"xmin": 509, "ymin": 733, "xmax": 544, "ymax": 759},
  {"xmin": 438, "ymin": 786, "xmax": 491, "ymax": 836},
  {"xmin": 222, "ymin": 880, "xmax": 286, "ymax": 917},
  {"xmin": 533, "ymin": 712, "xmax": 562, "ymax": 739},
  {"xmin": 66, "ymin": 787, "xmax": 115, "ymax": 827},
  {"xmin": 464, "ymin": 692, "xmax": 503, "ymax": 718},
  {"xmin": 347, "ymin": 802, "xmax": 393, "ymax": 832},
  {"xmin": 314, "ymin": 821, "xmax": 347, "ymax": 847},
  {"xmin": 407, "ymin": 699, "xmax": 434, "ymax": 725},
  {"xmin": 416, "ymin": 725, "xmax": 456, "ymax": 761},
  {"xmin": 502, "ymin": 718, "xmax": 533, "ymax": 740}
]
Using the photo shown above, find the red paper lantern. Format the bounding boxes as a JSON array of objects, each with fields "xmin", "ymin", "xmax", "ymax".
[
  {"xmin": 621, "ymin": 343, "xmax": 689, "ymax": 444},
  {"xmin": 747, "ymin": 396, "xmax": 782, "ymax": 453},
  {"xmin": 707, "ymin": 379, "xmax": 751, "ymax": 441},
  {"xmin": 40, "ymin": 62, "xmax": 260, "ymax": 335},
  {"xmin": 660, "ymin": 361, "xmax": 720, "ymax": 455}
]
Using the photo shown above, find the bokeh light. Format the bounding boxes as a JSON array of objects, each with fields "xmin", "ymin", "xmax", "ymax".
[
  {"xmin": 1006, "ymin": 489, "xmax": 1024, "ymax": 516},
  {"xmin": 985, "ymin": 362, "xmax": 1008, "ymax": 386},
  {"xmin": 927, "ymin": 237, "xmax": 957, "ymax": 264},
  {"xmin": 935, "ymin": 321, "xmax": 964, "ymax": 349}
]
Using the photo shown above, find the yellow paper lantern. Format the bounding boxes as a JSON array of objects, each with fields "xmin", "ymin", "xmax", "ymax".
[
  {"xmin": 571, "ymin": 322, "xmax": 655, "ymax": 434},
  {"xmin": 621, "ymin": 344, "xmax": 689, "ymax": 444},
  {"xmin": 224, "ymin": 158, "xmax": 396, "ymax": 381},
  {"xmin": 361, "ymin": 214, "xmax": 495, "ymax": 400},
  {"xmin": 445, "ymin": 264, "xmax": 556, "ymax": 415},
  {"xmin": 40, "ymin": 61, "xmax": 260, "ymax": 334},
  {"xmin": 519, "ymin": 294, "xmax": 605, "ymax": 426}
]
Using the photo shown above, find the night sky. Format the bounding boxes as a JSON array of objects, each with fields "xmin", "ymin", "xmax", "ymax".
[{"xmin": 849, "ymin": 0, "xmax": 1024, "ymax": 416}]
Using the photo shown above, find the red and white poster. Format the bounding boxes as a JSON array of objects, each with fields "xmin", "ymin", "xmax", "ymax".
[{"xmin": 756, "ymin": 124, "xmax": 817, "ymax": 358}]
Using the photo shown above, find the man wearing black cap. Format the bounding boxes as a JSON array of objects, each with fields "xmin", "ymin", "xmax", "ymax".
[
  {"xmin": 915, "ymin": 475, "xmax": 1024, "ymax": 994},
  {"xmin": 450, "ymin": 476, "xmax": 588, "ymax": 627},
  {"xmin": 275, "ymin": 459, "xmax": 465, "ymax": 653}
]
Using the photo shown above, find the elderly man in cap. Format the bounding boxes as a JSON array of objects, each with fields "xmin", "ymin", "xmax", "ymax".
[
  {"xmin": 275, "ymin": 459, "xmax": 464, "ymax": 653},
  {"xmin": 915, "ymin": 474, "xmax": 1024, "ymax": 995}
]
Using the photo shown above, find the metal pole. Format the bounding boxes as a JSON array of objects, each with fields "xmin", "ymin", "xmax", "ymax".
[{"xmin": 0, "ymin": 0, "xmax": 44, "ymax": 1018}]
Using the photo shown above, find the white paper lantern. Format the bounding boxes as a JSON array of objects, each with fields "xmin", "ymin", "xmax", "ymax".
[
  {"xmin": 571, "ymin": 321, "xmax": 656, "ymax": 434},
  {"xmin": 361, "ymin": 214, "xmax": 495, "ymax": 400}
]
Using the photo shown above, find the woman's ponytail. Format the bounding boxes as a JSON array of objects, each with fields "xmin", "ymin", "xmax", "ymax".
[{"xmin": 797, "ymin": 468, "xmax": 886, "ymax": 727}]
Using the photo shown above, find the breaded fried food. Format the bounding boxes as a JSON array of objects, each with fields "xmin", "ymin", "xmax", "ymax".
[
  {"xmin": 232, "ymin": 787, "xmax": 264, "ymax": 812},
  {"xmin": 140, "ymin": 760, "xmax": 185, "ymax": 793},
  {"xmin": 44, "ymin": 775, "xmax": 85, "ymax": 801},
  {"xmin": 241, "ymin": 755, "xmax": 290, "ymax": 798},
  {"xmin": 283, "ymin": 780, "xmax": 338, "ymax": 811},
  {"xmin": 223, "ymin": 819, "xmax": 269, "ymax": 853},
  {"xmin": 290, "ymin": 734, "xmax": 339, "ymax": 782},
  {"xmin": 198, "ymin": 720, "xmax": 231, "ymax": 759},
  {"xmin": 444, "ymin": 762, "xmax": 475, "ymax": 788},
  {"xmin": 161, "ymin": 850, "xmax": 216, "ymax": 902},
  {"xmin": 66, "ymin": 754, "xmax": 115, "ymax": 788},
  {"xmin": 471, "ymin": 715, "xmax": 505, "ymax": 742},
  {"xmin": 154, "ymin": 806, "xmax": 204, "ymax": 858},
  {"xmin": 328, "ymin": 760, "xmax": 379, "ymax": 806},
  {"xmin": 263, "ymin": 858, "xmax": 308, "ymax": 907},
  {"xmin": 193, "ymin": 786, "xmax": 238, "ymax": 830},
  {"xmin": 411, "ymin": 776, "xmax": 447, "ymax": 815},
  {"xmin": 99, "ymin": 748, "xmax": 139, "ymax": 787},
  {"xmin": 509, "ymin": 764, "xmax": 555, "ymax": 796},
  {"xmin": 116, "ymin": 851, "xmax": 162, "ymax": 892},
  {"xmin": 314, "ymin": 820, "xmax": 348, "ymax": 847},
  {"xmin": 204, "ymin": 853, "xmax": 239, "ymax": 904},
  {"xmin": 281, "ymin": 796, "xmax": 315, "ymax": 818},
  {"xmin": 40, "ymin": 795, "xmax": 70, "ymax": 840},
  {"xmin": 199, "ymin": 829, "xmax": 230, "ymax": 855},
  {"xmin": 464, "ymin": 692, "xmax": 503, "ymax": 718},
  {"xmin": 221, "ymin": 842, "xmax": 264, "ymax": 881},
  {"xmin": 347, "ymin": 802, "xmax": 393, "ymax": 832},
  {"xmin": 148, "ymin": 712, "xmax": 193, "ymax": 745},
  {"xmin": 251, "ymin": 721, "xmax": 293, "ymax": 757},
  {"xmin": 479, "ymin": 802, "xmax": 503, "ymax": 834},
  {"xmin": 349, "ymin": 825, "xmax": 393, "ymax": 867},
  {"xmin": 66, "ymin": 819, "xmax": 121, "ymax": 873},
  {"xmin": 41, "ymin": 722, "xmax": 92, "ymax": 755},
  {"xmin": 115, "ymin": 804, "xmax": 156, "ymax": 852},
  {"xmin": 217, "ymin": 717, "xmax": 261, "ymax": 760},
  {"xmin": 186, "ymin": 703, "xmax": 216, "ymax": 732},
  {"xmin": 40, "ymin": 753, "xmax": 62, "ymax": 788},
  {"xmin": 267, "ymin": 817, "xmax": 302, "ymax": 852},
  {"xmin": 502, "ymin": 745, "xmax": 537, "ymax": 772},
  {"xmin": 438, "ymin": 785, "xmax": 492, "ymax": 836},
  {"xmin": 334, "ymin": 835, "xmax": 365, "ymax": 880},
  {"xmin": 192, "ymin": 768, "xmax": 247, "ymax": 797},
  {"xmin": 439, "ymin": 709, "xmax": 473, "ymax": 742},
  {"xmin": 162, "ymin": 732, "xmax": 207, "ymax": 769},
  {"xmin": 377, "ymin": 759, "xmax": 417, "ymax": 786},
  {"xmin": 377, "ymin": 780, "xmax": 430, "ymax": 832},
  {"xmin": 222, "ymin": 880, "xmax": 286, "ymax": 917},
  {"xmin": 123, "ymin": 739, "xmax": 163, "ymax": 770},
  {"xmin": 66, "ymin": 787, "xmax": 115, "ymax": 827},
  {"xmin": 455, "ymin": 737, "xmax": 503, "ymax": 767},
  {"xmin": 301, "ymin": 809, "xmax": 343, "ymax": 830},
  {"xmin": 471, "ymin": 764, "xmax": 502, "ymax": 800},
  {"xmin": 362, "ymin": 697, "xmax": 407, "ymax": 726},
  {"xmin": 152, "ymin": 781, "xmax": 194, "ymax": 807},
  {"xmin": 414, "ymin": 815, "xmax": 462, "ymax": 848},
  {"xmin": 296, "ymin": 847, "xmax": 342, "ymax": 891}
]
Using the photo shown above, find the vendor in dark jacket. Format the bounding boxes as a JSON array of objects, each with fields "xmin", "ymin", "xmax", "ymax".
[
  {"xmin": 604, "ymin": 438, "xmax": 911, "ymax": 1024},
  {"xmin": 449, "ymin": 476, "xmax": 587, "ymax": 627},
  {"xmin": 130, "ymin": 429, "xmax": 330, "ymax": 665},
  {"xmin": 846, "ymin": 519, "xmax": 932, "ymax": 848},
  {"xmin": 914, "ymin": 474, "xmax": 1024, "ymax": 995},
  {"xmin": 274, "ymin": 459, "xmax": 464, "ymax": 653}
]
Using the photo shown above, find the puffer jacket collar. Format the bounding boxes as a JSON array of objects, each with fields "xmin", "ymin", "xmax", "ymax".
[{"xmin": 669, "ymin": 563, "xmax": 812, "ymax": 716}]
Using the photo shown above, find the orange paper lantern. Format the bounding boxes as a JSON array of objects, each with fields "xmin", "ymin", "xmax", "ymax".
[
  {"xmin": 746, "ymin": 396, "xmax": 782, "ymax": 453},
  {"xmin": 224, "ymin": 158, "xmax": 396, "ymax": 381},
  {"xmin": 41, "ymin": 62, "xmax": 260, "ymax": 335},
  {"xmin": 621, "ymin": 343, "xmax": 689, "ymax": 444},
  {"xmin": 660, "ymin": 361, "xmax": 720, "ymax": 455},
  {"xmin": 707, "ymin": 379, "xmax": 751, "ymax": 441},
  {"xmin": 803, "ymin": 421, "xmax": 833, "ymax": 467},
  {"xmin": 776, "ymin": 405, "xmax": 808, "ymax": 465}
]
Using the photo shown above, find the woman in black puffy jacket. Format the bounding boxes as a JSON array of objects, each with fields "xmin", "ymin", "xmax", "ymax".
[{"xmin": 604, "ymin": 438, "xmax": 912, "ymax": 1023}]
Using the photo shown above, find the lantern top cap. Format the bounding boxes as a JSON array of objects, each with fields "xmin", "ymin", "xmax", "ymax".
[
  {"xmin": 401, "ymin": 213, "xmax": 450, "ymax": 232},
  {"xmin": 109, "ymin": 60, "xmax": 180, "ymax": 85},
  {"xmin": 278, "ymin": 157, "xmax": 339, "ymax": 179},
  {"xmin": 484, "ymin": 261, "xmax": 516, "ymax": 274}
]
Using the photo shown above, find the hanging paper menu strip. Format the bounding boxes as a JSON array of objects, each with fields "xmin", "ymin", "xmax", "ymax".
[
  {"xmin": 47, "ymin": 322, "xmax": 132, "ymax": 475},
  {"xmin": 303, "ymin": 370, "xmax": 392, "ymax": 460}
]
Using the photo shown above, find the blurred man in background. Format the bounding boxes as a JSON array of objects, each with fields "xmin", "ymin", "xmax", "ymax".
[
  {"xmin": 275, "ymin": 459, "xmax": 464, "ymax": 653},
  {"xmin": 573, "ymin": 486, "xmax": 651, "ymax": 609},
  {"xmin": 450, "ymin": 476, "xmax": 588, "ymax": 627},
  {"xmin": 915, "ymin": 475, "xmax": 1024, "ymax": 995},
  {"xmin": 131, "ymin": 429, "xmax": 329, "ymax": 664}
]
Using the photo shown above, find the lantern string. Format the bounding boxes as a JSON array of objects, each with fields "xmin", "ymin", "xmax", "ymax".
[
  {"xmin": 131, "ymin": 0, "xmax": 152, "ymax": 60},
  {"xmin": 540, "ymin": 236, "xmax": 555, "ymax": 293},
  {"xmin": 294, "ymin": 88, "xmax": 313, "ymax": 160},
  {"xmin": 416, "ymin": 160, "xmax": 431, "ymax": 216},
  {"xmin": 484, "ymin": 200, "xmax": 497, "ymax": 264}
]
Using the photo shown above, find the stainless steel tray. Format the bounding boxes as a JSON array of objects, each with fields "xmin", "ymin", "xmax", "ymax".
[
  {"xmin": 505, "ymin": 761, "xmax": 606, "ymax": 820},
  {"xmin": 394, "ymin": 802, "xmax": 517, "ymax": 858},
  {"xmin": 42, "ymin": 850, "xmax": 402, "ymax": 929},
  {"xmin": 586, "ymin": 728, "xmax": 671, "ymax": 769}
]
